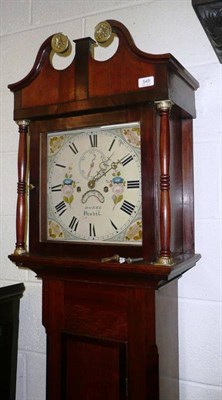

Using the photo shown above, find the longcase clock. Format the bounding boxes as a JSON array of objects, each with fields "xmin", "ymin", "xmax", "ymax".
[{"xmin": 8, "ymin": 20, "xmax": 200, "ymax": 400}]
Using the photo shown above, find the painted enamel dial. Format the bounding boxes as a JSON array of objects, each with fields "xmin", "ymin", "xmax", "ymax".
[{"xmin": 47, "ymin": 123, "xmax": 142, "ymax": 244}]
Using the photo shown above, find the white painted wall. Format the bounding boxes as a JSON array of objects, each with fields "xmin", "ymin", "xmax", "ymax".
[{"xmin": 0, "ymin": 1, "xmax": 221, "ymax": 399}]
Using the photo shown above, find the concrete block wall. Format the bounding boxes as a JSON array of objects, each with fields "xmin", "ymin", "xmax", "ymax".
[{"xmin": 0, "ymin": 1, "xmax": 221, "ymax": 399}]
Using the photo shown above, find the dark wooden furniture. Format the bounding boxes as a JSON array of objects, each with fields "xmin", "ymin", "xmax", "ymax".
[
  {"xmin": 8, "ymin": 20, "xmax": 200, "ymax": 399},
  {"xmin": 192, "ymin": 0, "xmax": 222, "ymax": 63},
  {"xmin": 0, "ymin": 283, "xmax": 25, "ymax": 400}
]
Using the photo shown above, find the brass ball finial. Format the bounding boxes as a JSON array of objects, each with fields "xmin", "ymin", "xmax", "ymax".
[
  {"xmin": 94, "ymin": 21, "xmax": 112, "ymax": 44},
  {"xmin": 51, "ymin": 33, "xmax": 70, "ymax": 54}
]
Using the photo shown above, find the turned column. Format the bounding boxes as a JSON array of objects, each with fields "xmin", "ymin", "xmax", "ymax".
[
  {"xmin": 155, "ymin": 100, "xmax": 174, "ymax": 265},
  {"xmin": 14, "ymin": 120, "xmax": 29, "ymax": 255}
]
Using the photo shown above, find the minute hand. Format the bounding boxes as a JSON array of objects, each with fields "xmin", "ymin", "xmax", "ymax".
[{"xmin": 88, "ymin": 154, "xmax": 128, "ymax": 189}]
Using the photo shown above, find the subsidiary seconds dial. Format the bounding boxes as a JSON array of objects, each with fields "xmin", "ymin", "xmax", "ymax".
[{"xmin": 47, "ymin": 123, "xmax": 142, "ymax": 245}]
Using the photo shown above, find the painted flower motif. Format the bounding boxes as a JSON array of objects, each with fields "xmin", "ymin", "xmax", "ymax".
[
  {"xmin": 122, "ymin": 127, "xmax": 140, "ymax": 147},
  {"xmin": 125, "ymin": 220, "xmax": 142, "ymax": 241},
  {"xmin": 111, "ymin": 176, "xmax": 125, "ymax": 208},
  {"xmin": 62, "ymin": 178, "xmax": 75, "ymax": 206},
  {"xmin": 49, "ymin": 135, "xmax": 64, "ymax": 155},
  {"xmin": 63, "ymin": 178, "xmax": 73, "ymax": 185},
  {"xmin": 48, "ymin": 220, "xmax": 64, "ymax": 239},
  {"xmin": 112, "ymin": 176, "xmax": 124, "ymax": 196},
  {"xmin": 63, "ymin": 184, "xmax": 74, "ymax": 197}
]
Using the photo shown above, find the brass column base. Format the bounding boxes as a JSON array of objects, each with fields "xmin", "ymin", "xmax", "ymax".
[
  {"xmin": 153, "ymin": 256, "xmax": 175, "ymax": 266},
  {"xmin": 14, "ymin": 246, "xmax": 27, "ymax": 256}
]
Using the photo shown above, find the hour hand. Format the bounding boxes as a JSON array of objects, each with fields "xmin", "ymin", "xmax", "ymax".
[{"xmin": 88, "ymin": 160, "xmax": 119, "ymax": 188}]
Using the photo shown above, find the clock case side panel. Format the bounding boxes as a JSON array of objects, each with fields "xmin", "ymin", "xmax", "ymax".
[
  {"xmin": 152, "ymin": 105, "xmax": 195, "ymax": 262},
  {"xmin": 29, "ymin": 106, "xmax": 159, "ymax": 262},
  {"xmin": 169, "ymin": 115, "xmax": 183, "ymax": 257},
  {"xmin": 168, "ymin": 110, "xmax": 195, "ymax": 258}
]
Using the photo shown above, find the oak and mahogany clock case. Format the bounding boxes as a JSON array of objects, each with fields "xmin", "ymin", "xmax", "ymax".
[
  {"xmin": 8, "ymin": 18, "xmax": 199, "ymax": 264},
  {"xmin": 8, "ymin": 20, "xmax": 200, "ymax": 400}
]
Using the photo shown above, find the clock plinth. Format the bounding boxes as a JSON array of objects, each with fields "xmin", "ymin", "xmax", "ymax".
[{"xmin": 8, "ymin": 20, "xmax": 200, "ymax": 400}]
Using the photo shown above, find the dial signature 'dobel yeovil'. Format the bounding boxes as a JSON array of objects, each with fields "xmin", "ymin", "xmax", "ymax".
[{"xmin": 47, "ymin": 123, "xmax": 142, "ymax": 244}]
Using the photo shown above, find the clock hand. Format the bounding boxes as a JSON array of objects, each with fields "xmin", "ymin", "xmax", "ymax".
[
  {"xmin": 98, "ymin": 152, "xmax": 113, "ymax": 171},
  {"xmin": 86, "ymin": 154, "xmax": 114, "ymax": 188},
  {"xmin": 96, "ymin": 160, "xmax": 119, "ymax": 180},
  {"xmin": 81, "ymin": 152, "xmax": 126, "ymax": 200},
  {"xmin": 87, "ymin": 153, "xmax": 97, "ymax": 177},
  {"xmin": 88, "ymin": 159, "xmax": 120, "ymax": 189}
]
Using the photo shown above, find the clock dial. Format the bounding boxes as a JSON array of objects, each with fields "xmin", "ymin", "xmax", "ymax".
[{"xmin": 47, "ymin": 123, "xmax": 142, "ymax": 244}]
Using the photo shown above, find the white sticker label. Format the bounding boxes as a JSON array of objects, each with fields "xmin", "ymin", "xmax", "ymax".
[{"xmin": 138, "ymin": 76, "xmax": 154, "ymax": 88}]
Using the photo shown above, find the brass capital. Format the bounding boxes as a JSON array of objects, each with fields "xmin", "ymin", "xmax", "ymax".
[
  {"xmin": 155, "ymin": 100, "xmax": 173, "ymax": 112},
  {"xmin": 16, "ymin": 120, "xmax": 30, "ymax": 127}
]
